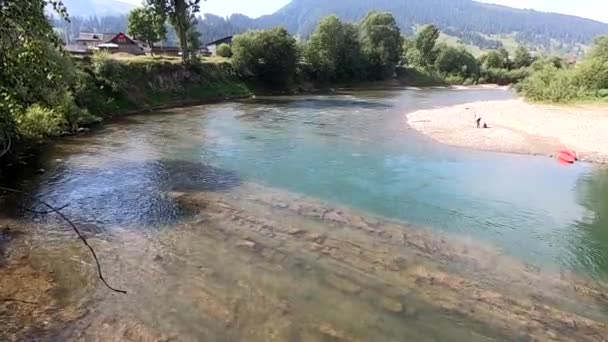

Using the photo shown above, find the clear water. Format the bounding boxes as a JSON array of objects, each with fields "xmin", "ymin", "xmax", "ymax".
[{"xmin": 18, "ymin": 87, "xmax": 608, "ymax": 279}]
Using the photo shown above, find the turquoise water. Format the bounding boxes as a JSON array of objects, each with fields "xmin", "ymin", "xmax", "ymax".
[{"xmin": 18, "ymin": 87, "xmax": 608, "ymax": 278}]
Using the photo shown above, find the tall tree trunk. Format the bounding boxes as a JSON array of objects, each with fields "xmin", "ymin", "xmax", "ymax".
[{"xmin": 175, "ymin": 0, "xmax": 189, "ymax": 63}]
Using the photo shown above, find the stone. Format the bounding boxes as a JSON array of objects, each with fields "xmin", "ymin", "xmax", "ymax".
[
  {"xmin": 324, "ymin": 211, "xmax": 348, "ymax": 225},
  {"xmin": 236, "ymin": 240, "xmax": 256, "ymax": 249},
  {"xmin": 380, "ymin": 297, "xmax": 403, "ymax": 313},
  {"xmin": 324, "ymin": 274, "xmax": 362, "ymax": 294}
]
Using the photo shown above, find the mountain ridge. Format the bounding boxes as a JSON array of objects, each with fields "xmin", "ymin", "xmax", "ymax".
[{"xmin": 54, "ymin": 0, "xmax": 608, "ymax": 54}]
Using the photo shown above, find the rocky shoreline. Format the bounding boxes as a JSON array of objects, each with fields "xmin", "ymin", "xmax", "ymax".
[{"xmin": 2, "ymin": 183, "xmax": 608, "ymax": 341}]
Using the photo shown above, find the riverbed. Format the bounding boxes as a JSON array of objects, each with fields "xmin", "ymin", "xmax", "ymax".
[{"xmin": 1, "ymin": 87, "xmax": 607, "ymax": 340}]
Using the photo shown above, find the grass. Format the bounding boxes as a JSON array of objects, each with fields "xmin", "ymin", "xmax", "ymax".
[
  {"xmin": 438, "ymin": 33, "xmax": 485, "ymax": 57},
  {"xmin": 107, "ymin": 53, "xmax": 233, "ymax": 65}
]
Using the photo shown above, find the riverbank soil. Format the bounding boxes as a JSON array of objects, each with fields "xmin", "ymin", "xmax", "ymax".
[
  {"xmin": 407, "ymin": 99, "xmax": 608, "ymax": 163},
  {"xmin": 2, "ymin": 183, "xmax": 607, "ymax": 341}
]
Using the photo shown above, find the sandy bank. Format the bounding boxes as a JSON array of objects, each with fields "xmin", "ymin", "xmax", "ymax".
[{"xmin": 407, "ymin": 98, "xmax": 608, "ymax": 163}]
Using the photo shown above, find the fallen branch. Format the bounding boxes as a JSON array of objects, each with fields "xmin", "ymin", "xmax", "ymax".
[
  {"xmin": 0, "ymin": 186, "xmax": 127, "ymax": 294},
  {"xmin": 21, "ymin": 203, "xmax": 69, "ymax": 215}
]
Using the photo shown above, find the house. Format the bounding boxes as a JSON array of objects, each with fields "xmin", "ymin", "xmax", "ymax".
[
  {"xmin": 205, "ymin": 36, "xmax": 233, "ymax": 56},
  {"xmin": 151, "ymin": 46, "xmax": 181, "ymax": 57},
  {"xmin": 71, "ymin": 32, "xmax": 144, "ymax": 55}
]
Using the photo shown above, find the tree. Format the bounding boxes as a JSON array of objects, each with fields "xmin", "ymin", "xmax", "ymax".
[
  {"xmin": 588, "ymin": 35, "xmax": 608, "ymax": 60},
  {"xmin": 513, "ymin": 45, "xmax": 534, "ymax": 69},
  {"xmin": 128, "ymin": 6, "xmax": 167, "ymax": 55},
  {"xmin": 414, "ymin": 24, "xmax": 440, "ymax": 69},
  {"xmin": 359, "ymin": 11, "xmax": 403, "ymax": 78},
  {"xmin": 304, "ymin": 16, "xmax": 363, "ymax": 81},
  {"xmin": 147, "ymin": 0, "xmax": 205, "ymax": 63},
  {"xmin": 0, "ymin": 0, "xmax": 87, "ymax": 145},
  {"xmin": 434, "ymin": 45, "xmax": 480, "ymax": 79},
  {"xmin": 232, "ymin": 27, "xmax": 298, "ymax": 87},
  {"xmin": 479, "ymin": 50, "xmax": 508, "ymax": 69},
  {"xmin": 216, "ymin": 43, "xmax": 232, "ymax": 58}
]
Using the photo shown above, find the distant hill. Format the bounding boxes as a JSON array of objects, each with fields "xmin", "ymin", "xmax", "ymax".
[
  {"xmin": 243, "ymin": 0, "xmax": 608, "ymax": 53},
  {"xmin": 53, "ymin": 0, "xmax": 608, "ymax": 54},
  {"xmin": 60, "ymin": 0, "xmax": 135, "ymax": 17}
]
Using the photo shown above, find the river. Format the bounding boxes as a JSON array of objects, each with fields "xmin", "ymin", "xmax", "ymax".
[{"xmin": 2, "ymin": 87, "xmax": 608, "ymax": 340}]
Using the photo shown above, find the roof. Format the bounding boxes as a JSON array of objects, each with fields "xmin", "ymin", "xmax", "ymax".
[
  {"xmin": 75, "ymin": 33, "xmax": 112, "ymax": 42},
  {"xmin": 206, "ymin": 36, "xmax": 233, "ymax": 47},
  {"xmin": 75, "ymin": 32, "xmax": 139, "ymax": 45}
]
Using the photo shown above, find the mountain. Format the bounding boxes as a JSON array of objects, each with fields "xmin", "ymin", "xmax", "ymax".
[
  {"xmin": 60, "ymin": 0, "xmax": 135, "ymax": 17},
  {"xmin": 53, "ymin": 0, "xmax": 608, "ymax": 54},
  {"xmin": 246, "ymin": 0, "xmax": 608, "ymax": 51}
]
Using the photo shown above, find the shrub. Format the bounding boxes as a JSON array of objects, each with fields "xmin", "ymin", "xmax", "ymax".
[
  {"xmin": 216, "ymin": 43, "xmax": 232, "ymax": 58},
  {"xmin": 481, "ymin": 67, "xmax": 529, "ymax": 85},
  {"xmin": 17, "ymin": 104, "xmax": 64, "ymax": 139},
  {"xmin": 518, "ymin": 65, "xmax": 580, "ymax": 103}
]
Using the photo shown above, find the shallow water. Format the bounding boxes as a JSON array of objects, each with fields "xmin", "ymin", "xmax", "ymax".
[
  {"xmin": 19, "ymin": 87, "xmax": 608, "ymax": 278},
  {"xmin": 5, "ymin": 87, "xmax": 608, "ymax": 340}
]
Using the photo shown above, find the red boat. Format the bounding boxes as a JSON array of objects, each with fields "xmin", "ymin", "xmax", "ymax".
[{"xmin": 557, "ymin": 148, "xmax": 577, "ymax": 164}]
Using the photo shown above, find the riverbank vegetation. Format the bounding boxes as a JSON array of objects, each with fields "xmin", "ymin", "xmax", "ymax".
[{"xmin": 518, "ymin": 37, "xmax": 608, "ymax": 103}]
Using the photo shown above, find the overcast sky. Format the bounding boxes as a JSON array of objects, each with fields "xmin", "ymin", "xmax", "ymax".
[{"xmin": 123, "ymin": 0, "xmax": 608, "ymax": 23}]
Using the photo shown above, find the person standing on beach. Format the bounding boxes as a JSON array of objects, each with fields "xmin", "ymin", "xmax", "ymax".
[{"xmin": 474, "ymin": 111, "xmax": 482, "ymax": 128}]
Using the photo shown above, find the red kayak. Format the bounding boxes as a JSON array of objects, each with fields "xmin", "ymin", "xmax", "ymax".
[{"xmin": 557, "ymin": 148, "xmax": 577, "ymax": 164}]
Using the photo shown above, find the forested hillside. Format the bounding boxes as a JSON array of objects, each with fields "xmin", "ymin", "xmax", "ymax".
[{"xmin": 53, "ymin": 0, "xmax": 608, "ymax": 54}]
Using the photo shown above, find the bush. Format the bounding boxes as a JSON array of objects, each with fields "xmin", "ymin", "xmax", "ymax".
[
  {"xmin": 481, "ymin": 67, "xmax": 529, "ymax": 85},
  {"xmin": 17, "ymin": 104, "xmax": 64, "ymax": 140},
  {"xmin": 518, "ymin": 65, "xmax": 581, "ymax": 102},
  {"xmin": 216, "ymin": 43, "xmax": 232, "ymax": 58}
]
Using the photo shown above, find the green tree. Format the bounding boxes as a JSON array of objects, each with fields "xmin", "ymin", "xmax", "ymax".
[
  {"xmin": 232, "ymin": 27, "xmax": 298, "ymax": 87},
  {"xmin": 588, "ymin": 36, "xmax": 608, "ymax": 60},
  {"xmin": 147, "ymin": 0, "xmax": 205, "ymax": 63},
  {"xmin": 0, "ymin": 0, "xmax": 90, "ymax": 147},
  {"xmin": 513, "ymin": 45, "xmax": 534, "ymax": 69},
  {"xmin": 304, "ymin": 15, "xmax": 363, "ymax": 81},
  {"xmin": 216, "ymin": 43, "xmax": 232, "ymax": 58},
  {"xmin": 480, "ymin": 50, "xmax": 506, "ymax": 69},
  {"xmin": 128, "ymin": 6, "xmax": 167, "ymax": 55},
  {"xmin": 434, "ymin": 44, "xmax": 480, "ymax": 79},
  {"xmin": 359, "ymin": 11, "xmax": 403, "ymax": 79},
  {"xmin": 414, "ymin": 24, "xmax": 440, "ymax": 69}
]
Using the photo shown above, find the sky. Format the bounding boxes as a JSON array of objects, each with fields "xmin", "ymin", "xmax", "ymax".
[{"xmin": 123, "ymin": 0, "xmax": 608, "ymax": 23}]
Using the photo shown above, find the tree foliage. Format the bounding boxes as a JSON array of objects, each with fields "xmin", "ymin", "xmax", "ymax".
[
  {"xmin": 232, "ymin": 27, "xmax": 298, "ymax": 87},
  {"xmin": 216, "ymin": 43, "xmax": 232, "ymax": 58},
  {"xmin": 513, "ymin": 46, "xmax": 534, "ymax": 69},
  {"xmin": 414, "ymin": 24, "xmax": 440, "ymax": 69},
  {"xmin": 519, "ymin": 36, "xmax": 608, "ymax": 102},
  {"xmin": 304, "ymin": 16, "xmax": 363, "ymax": 82},
  {"xmin": 128, "ymin": 6, "xmax": 167, "ymax": 52},
  {"xmin": 434, "ymin": 44, "xmax": 479, "ymax": 80},
  {"xmin": 479, "ymin": 50, "xmax": 507, "ymax": 69},
  {"xmin": 0, "ymin": 0, "xmax": 92, "ymax": 149},
  {"xmin": 147, "ymin": 0, "xmax": 204, "ymax": 62},
  {"xmin": 359, "ymin": 11, "xmax": 403, "ymax": 79}
]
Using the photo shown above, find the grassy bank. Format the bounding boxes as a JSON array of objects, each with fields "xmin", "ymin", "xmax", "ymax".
[{"xmin": 78, "ymin": 54, "xmax": 252, "ymax": 118}]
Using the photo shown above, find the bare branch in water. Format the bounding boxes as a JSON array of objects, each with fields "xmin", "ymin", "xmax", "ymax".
[
  {"xmin": 21, "ymin": 203, "xmax": 69, "ymax": 215},
  {"xmin": 0, "ymin": 186, "xmax": 127, "ymax": 294}
]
